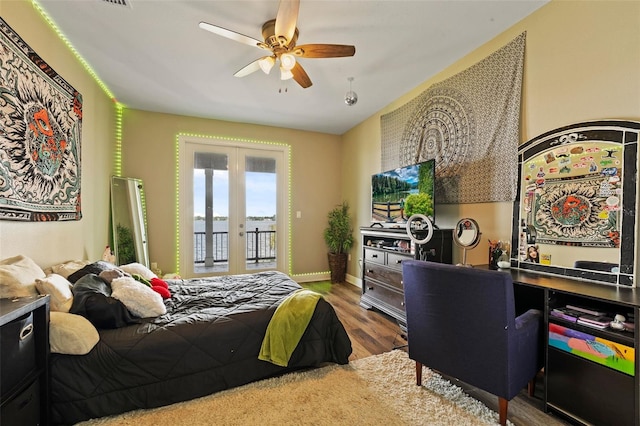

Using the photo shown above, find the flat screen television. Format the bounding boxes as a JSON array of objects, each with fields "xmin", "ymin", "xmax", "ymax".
[{"xmin": 371, "ymin": 159, "xmax": 436, "ymax": 224}]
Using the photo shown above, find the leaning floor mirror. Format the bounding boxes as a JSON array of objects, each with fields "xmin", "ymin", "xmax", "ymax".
[{"xmin": 110, "ymin": 176, "xmax": 150, "ymax": 267}]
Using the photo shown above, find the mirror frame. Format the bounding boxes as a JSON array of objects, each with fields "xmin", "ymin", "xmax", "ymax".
[
  {"xmin": 453, "ymin": 218, "xmax": 481, "ymax": 248},
  {"xmin": 110, "ymin": 176, "xmax": 150, "ymax": 267},
  {"xmin": 510, "ymin": 120, "xmax": 639, "ymax": 286}
]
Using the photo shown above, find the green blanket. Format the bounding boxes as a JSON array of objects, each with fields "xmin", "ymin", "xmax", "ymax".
[{"xmin": 258, "ymin": 288, "xmax": 322, "ymax": 367}]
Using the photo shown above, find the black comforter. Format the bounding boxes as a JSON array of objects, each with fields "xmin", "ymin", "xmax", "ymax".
[{"xmin": 50, "ymin": 271, "xmax": 352, "ymax": 425}]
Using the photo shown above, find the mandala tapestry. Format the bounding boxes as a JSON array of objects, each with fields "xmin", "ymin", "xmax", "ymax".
[
  {"xmin": 0, "ymin": 18, "xmax": 83, "ymax": 221},
  {"xmin": 380, "ymin": 33, "xmax": 525, "ymax": 204}
]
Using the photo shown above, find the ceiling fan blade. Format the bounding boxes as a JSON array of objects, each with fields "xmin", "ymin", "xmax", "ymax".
[
  {"xmin": 199, "ymin": 21, "xmax": 266, "ymax": 49},
  {"xmin": 234, "ymin": 58, "xmax": 263, "ymax": 77},
  {"xmin": 291, "ymin": 62, "xmax": 312, "ymax": 89},
  {"xmin": 293, "ymin": 44, "xmax": 356, "ymax": 58},
  {"xmin": 275, "ymin": 0, "xmax": 300, "ymax": 46}
]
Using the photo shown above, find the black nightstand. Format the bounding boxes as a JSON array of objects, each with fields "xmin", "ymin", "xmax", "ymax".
[{"xmin": 0, "ymin": 295, "xmax": 50, "ymax": 426}]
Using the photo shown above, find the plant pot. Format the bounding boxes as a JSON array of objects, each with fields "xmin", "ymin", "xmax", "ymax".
[{"xmin": 327, "ymin": 252, "xmax": 348, "ymax": 283}]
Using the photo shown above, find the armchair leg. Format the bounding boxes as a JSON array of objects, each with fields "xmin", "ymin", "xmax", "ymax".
[
  {"xmin": 528, "ymin": 376, "xmax": 536, "ymax": 397},
  {"xmin": 415, "ymin": 361, "xmax": 422, "ymax": 385},
  {"xmin": 498, "ymin": 398, "xmax": 508, "ymax": 426}
]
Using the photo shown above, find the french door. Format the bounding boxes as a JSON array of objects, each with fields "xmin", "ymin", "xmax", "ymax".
[{"xmin": 179, "ymin": 137, "xmax": 288, "ymax": 277}]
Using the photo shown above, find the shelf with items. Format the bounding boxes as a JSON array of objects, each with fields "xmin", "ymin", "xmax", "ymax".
[
  {"xmin": 543, "ymin": 289, "xmax": 638, "ymax": 426},
  {"xmin": 547, "ymin": 290, "xmax": 635, "ymax": 344},
  {"xmin": 548, "ymin": 315, "xmax": 635, "ymax": 347}
]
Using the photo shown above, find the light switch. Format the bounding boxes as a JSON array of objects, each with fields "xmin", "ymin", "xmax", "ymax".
[{"xmin": 296, "ymin": 211, "xmax": 302, "ymax": 218}]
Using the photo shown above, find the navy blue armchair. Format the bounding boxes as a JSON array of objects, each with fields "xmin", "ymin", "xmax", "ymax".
[{"xmin": 402, "ymin": 260, "xmax": 543, "ymax": 426}]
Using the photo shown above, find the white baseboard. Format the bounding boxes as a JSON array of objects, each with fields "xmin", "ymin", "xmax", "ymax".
[
  {"xmin": 291, "ymin": 271, "xmax": 361, "ymax": 287},
  {"xmin": 345, "ymin": 273, "xmax": 361, "ymax": 288},
  {"xmin": 292, "ymin": 272, "xmax": 330, "ymax": 283}
]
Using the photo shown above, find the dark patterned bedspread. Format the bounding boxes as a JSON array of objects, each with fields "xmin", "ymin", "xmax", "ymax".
[{"xmin": 50, "ymin": 271, "xmax": 352, "ymax": 425}]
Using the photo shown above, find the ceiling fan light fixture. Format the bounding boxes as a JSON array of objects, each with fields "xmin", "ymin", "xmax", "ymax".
[
  {"xmin": 280, "ymin": 67, "xmax": 294, "ymax": 80},
  {"xmin": 258, "ymin": 56, "xmax": 275, "ymax": 74},
  {"xmin": 280, "ymin": 53, "xmax": 296, "ymax": 71}
]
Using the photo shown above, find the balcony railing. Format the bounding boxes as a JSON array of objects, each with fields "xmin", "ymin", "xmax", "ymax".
[{"xmin": 194, "ymin": 228, "xmax": 276, "ymax": 265}]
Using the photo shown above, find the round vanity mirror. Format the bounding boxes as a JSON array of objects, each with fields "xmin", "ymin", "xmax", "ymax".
[{"xmin": 452, "ymin": 218, "xmax": 481, "ymax": 266}]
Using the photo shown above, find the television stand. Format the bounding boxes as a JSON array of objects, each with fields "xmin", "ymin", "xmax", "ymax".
[{"xmin": 359, "ymin": 226, "xmax": 452, "ymax": 326}]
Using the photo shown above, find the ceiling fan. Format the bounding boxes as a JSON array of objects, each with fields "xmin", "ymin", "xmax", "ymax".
[{"xmin": 198, "ymin": 0, "xmax": 355, "ymax": 89}]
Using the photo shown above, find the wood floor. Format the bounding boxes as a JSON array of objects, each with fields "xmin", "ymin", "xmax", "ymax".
[{"xmin": 322, "ymin": 282, "xmax": 572, "ymax": 426}]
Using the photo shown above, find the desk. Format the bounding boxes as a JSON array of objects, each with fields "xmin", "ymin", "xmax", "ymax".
[{"xmin": 509, "ymin": 268, "xmax": 640, "ymax": 426}]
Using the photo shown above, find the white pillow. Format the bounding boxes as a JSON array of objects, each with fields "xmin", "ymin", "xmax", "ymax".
[
  {"xmin": 111, "ymin": 276, "xmax": 166, "ymax": 318},
  {"xmin": 0, "ymin": 255, "xmax": 45, "ymax": 298},
  {"xmin": 49, "ymin": 312, "xmax": 100, "ymax": 355},
  {"xmin": 49, "ymin": 260, "xmax": 91, "ymax": 279},
  {"xmin": 35, "ymin": 274, "xmax": 73, "ymax": 313},
  {"xmin": 119, "ymin": 263, "xmax": 157, "ymax": 280}
]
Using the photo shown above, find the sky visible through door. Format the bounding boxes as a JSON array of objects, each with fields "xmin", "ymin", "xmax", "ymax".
[{"xmin": 193, "ymin": 170, "xmax": 276, "ymax": 218}]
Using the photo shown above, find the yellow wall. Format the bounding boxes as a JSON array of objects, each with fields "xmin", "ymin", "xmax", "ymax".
[
  {"xmin": 342, "ymin": 0, "xmax": 640, "ymax": 276},
  {"xmin": 120, "ymin": 109, "xmax": 342, "ymax": 277},
  {"xmin": 0, "ymin": 0, "xmax": 116, "ymax": 267}
]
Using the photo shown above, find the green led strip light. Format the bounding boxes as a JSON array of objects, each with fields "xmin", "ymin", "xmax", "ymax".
[
  {"xmin": 114, "ymin": 103, "xmax": 124, "ymax": 177},
  {"xmin": 287, "ymin": 143, "xmax": 293, "ymax": 277},
  {"xmin": 32, "ymin": 0, "xmax": 116, "ymax": 102},
  {"xmin": 176, "ymin": 132, "xmax": 322, "ymax": 278},
  {"xmin": 32, "ymin": 0, "xmax": 124, "ymax": 178},
  {"xmin": 174, "ymin": 134, "xmax": 181, "ymax": 275}
]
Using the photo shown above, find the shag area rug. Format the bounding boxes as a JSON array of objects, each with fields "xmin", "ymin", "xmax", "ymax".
[{"xmin": 77, "ymin": 350, "xmax": 506, "ymax": 425}]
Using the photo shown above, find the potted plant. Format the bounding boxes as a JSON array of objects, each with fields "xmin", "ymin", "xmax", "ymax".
[{"xmin": 323, "ymin": 201, "xmax": 354, "ymax": 283}]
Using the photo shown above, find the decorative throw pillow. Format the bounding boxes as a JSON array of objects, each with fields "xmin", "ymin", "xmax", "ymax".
[
  {"xmin": 0, "ymin": 255, "xmax": 45, "ymax": 298},
  {"xmin": 35, "ymin": 274, "xmax": 73, "ymax": 313},
  {"xmin": 70, "ymin": 274, "xmax": 139, "ymax": 329},
  {"xmin": 67, "ymin": 261, "xmax": 117, "ymax": 284},
  {"xmin": 49, "ymin": 260, "xmax": 91, "ymax": 279},
  {"xmin": 111, "ymin": 276, "xmax": 166, "ymax": 318},
  {"xmin": 119, "ymin": 263, "xmax": 158, "ymax": 281},
  {"xmin": 98, "ymin": 268, "xmax": 128, "ymax": 283},
  {"xmin": 49, "ymin": 312, "xmax": 100, "ymax": 355}
]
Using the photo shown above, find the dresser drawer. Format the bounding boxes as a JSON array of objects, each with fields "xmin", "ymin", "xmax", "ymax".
[
  {"xmin": 387, "ymin": 252, "xmax": 409, "ymax": 271},
  {"xmin": 364, "ymin": 263, "xmax": 403, "ymax": 290},
  {"xmin": 364, "ymin": 248, "xmax": 385, "ymax": 265},
  {"xmin": 363, "ymin": 280, "xmax": 406, "ymax": 312},
  {"xmin": 1, "ymin": 379, "xmax": 40, "ymax": 426},
  {"xmin": 0, "ymin": 312, "xmax": 36, "ymax": 396}
]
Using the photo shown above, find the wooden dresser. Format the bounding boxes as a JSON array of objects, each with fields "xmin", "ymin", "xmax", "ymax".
[{"xmin": 360, "ymin": 226, "xmax": 452, "ymax": 327}]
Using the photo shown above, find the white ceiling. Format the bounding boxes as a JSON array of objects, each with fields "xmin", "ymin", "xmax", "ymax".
[{"xmin": 36, "ymin": 0, "xmax": 547, "ymax": 135}]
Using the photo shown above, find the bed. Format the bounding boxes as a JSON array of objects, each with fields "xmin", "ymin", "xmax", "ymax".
[{"xmin": 37, "ymin": 264, "xmax": 352, "ymax": 424}]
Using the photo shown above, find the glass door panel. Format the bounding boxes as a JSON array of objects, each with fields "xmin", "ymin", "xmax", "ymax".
[
  {"xmin": 244, "ymin": 156, "xmax": 277, "ymax": 270},
  {"xmin": 193, "ymin": 151, "xmax": 229, "ymax": 273}
]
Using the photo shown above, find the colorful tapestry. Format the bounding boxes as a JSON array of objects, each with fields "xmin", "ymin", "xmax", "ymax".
[
  {"xmin": 380, "ymin": 33, "xmax": 525, "ymax": 204},
  {"xmin": 522, "ymin": 140, "xmax": 623, "ymax": 248},
  {"xmin": 531, "ymin": 175, "xmax": 619, "ymax": 247},
  {"xmin": 0, "ymin": 18, "xmax": 83, "ymax": 221}
]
